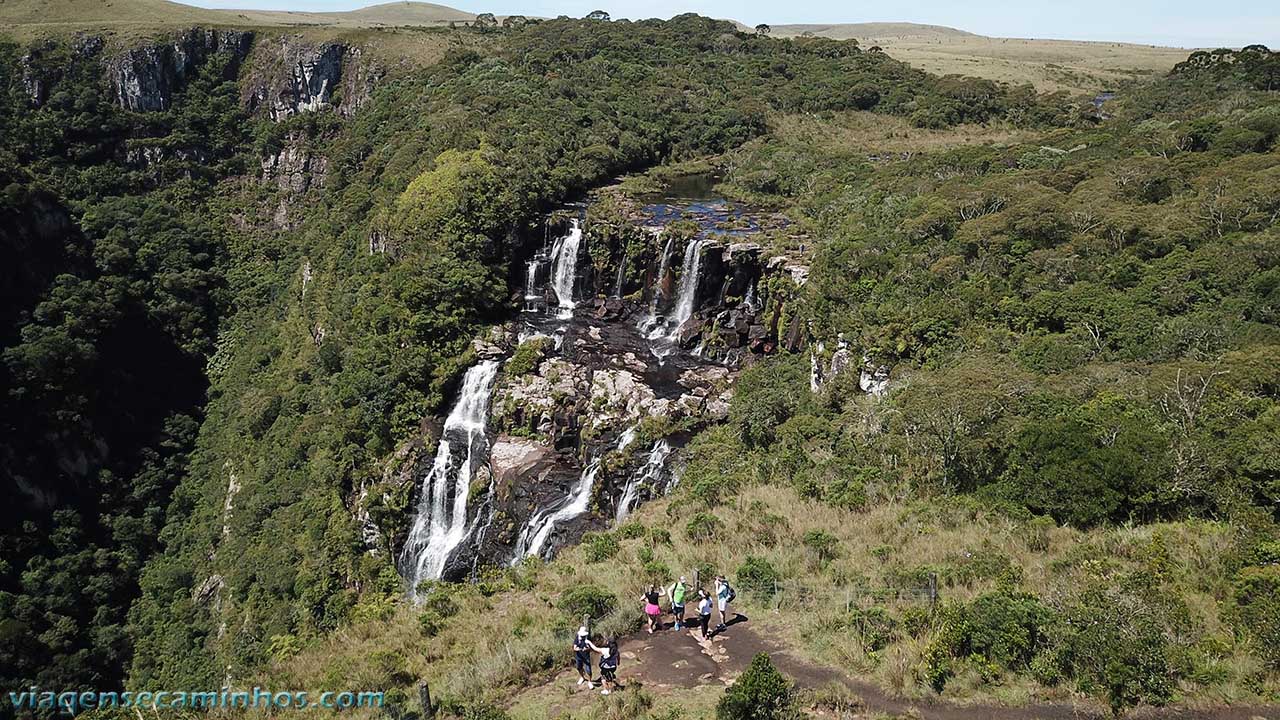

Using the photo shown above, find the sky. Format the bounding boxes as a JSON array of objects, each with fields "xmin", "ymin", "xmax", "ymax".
[{"xmin": 183, "ymin": 0, "xmax": 1280, "ymax": 48}]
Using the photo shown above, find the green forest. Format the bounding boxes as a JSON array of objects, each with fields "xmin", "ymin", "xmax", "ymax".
[{"xmin": 0, "ymin": 12, "xmax": 1277, "ymax": 720}]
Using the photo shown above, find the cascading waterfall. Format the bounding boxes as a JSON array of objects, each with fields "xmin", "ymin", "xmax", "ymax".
[
  {"xmin": 549, "ymin": 219, "xmax": 582, "ymax": 317},
  {"xmin": 612, "ymin": 245, "xmax": 628, "ymax": 299},
  {"xmin": 512, "ymin": 462, "xmax": 600, "ymax": 562},
  {"xmin": 639, "ymin": 230, "xmax": 675, "ymax": 335},
  {"xmin": 400, "ymin": 360, "xmax": 500, "ymax": 594},
  {"xmin": 667, "ymin": 237, "xmax": 705, "ymax": 338},
  {"xmin": 524, "ymin": 259, "xmax": 542, "ymax": 301},
  {"xmin": 615, "ymin": 438, "xmax": 671, "ymax": 523}
]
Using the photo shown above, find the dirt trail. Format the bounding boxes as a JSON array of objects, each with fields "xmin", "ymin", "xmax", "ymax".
[{"xmin": 530, "ymin": 617, "xmax": 1280, "ymax": 720}]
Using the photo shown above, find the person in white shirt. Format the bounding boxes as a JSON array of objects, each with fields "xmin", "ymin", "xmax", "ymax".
[{"xmin": 696, "ymin": 589, "xmax": 713, "ymax": 639}]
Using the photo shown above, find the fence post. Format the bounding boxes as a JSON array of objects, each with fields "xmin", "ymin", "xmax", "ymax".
[
  {"xmin": 928, "ymin": 573, "xmax": 938, "ymax": 608},
  {"xmin": 693, "ymin": 569, "xmax": 700, "ymax": 594},
  {"xmin": 583, "ymin": 613, "xmax": 591, "ymax": 633},
  {"xmin": 845, "ymin": 586, "xmax": 851, "ymax": 613},
  {"xmin": 419, "ymin": 681, "xmax": 433, "ymax": 718}
]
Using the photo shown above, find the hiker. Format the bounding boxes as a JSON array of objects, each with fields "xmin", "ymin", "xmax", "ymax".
[
  {"xmin": 572, "ymin": 626, "xmax": 594, "ymax": 688},
  {"xmin": 696, "ymin": 588, "xmax": 712, "ymax": 639},
  {"xmin": 714, "ymin": 575, "xmax": 736, "ymax": 633},
  {"xmin": 668, "ymin": 575, "xmax": 689, "ymax": 631},
  {"xmin": 641, "ymin": 583, "xmax": 665, "ymax": 633},
  {"xmin": 587, "ymin": 636, "xmax": 620, "ymax": 695}
]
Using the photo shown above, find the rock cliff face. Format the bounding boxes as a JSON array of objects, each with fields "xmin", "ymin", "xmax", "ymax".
[
  {"xmin": 380, "ymin": 190, "xmax": 832, "ymax": 584},
  {"xmin": 246, "ymin": 40, "xmax": 381, "ymax": 121},
  {"xmin": 107, "ymin": 28, "xmax": 253, "ymax": 112}
]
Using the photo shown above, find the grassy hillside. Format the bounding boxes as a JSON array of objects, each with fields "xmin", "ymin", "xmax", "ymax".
[
  {"xmin": 1, "ymin": 1, "xmax": 1188, "ymax": 93},
  {"xmin": 768, "ymin": 22, "xmax": 1190, "ymax": 93},
  {"xmin": 0, "ymin": 0, "xmax": 475, "ymax": 40}
]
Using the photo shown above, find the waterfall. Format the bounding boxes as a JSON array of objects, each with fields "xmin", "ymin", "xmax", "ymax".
[
  {"xmin": 668, "ymin": 238, "xmax": 705, "ymax": 337},
  {"xmin": 615, "ymin": 439, "xmax": 671, "ymax": 523},
  {"xmin": 524, "ymin": 259, "xmax": 542, "ymax": 301},
  {"xmin": 512, "ymin": 461, "xmax": 600, "ymax": 562},
  {"xmin": 742, "ymin": 281, "xmax": 758, "ymax": 312},
  {"xmin": 639, "ymin": 230, "xmax": 675, "ymax": 335},
  {"xmin": 400, "ymin": 360, "xmax": 500, "ymax": 594},
  {"xmin": 549, "ymin": 219, "xmax": 582, "ymax": 317},
  {"xmin": 613, "ymin": 245, "xmax": 628, "ymax": 299}
]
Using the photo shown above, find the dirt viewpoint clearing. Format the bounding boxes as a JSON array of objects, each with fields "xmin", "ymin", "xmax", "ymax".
[{"xmin": 519, "ymin": 618, "xmax": 1280, "ymax": 720}]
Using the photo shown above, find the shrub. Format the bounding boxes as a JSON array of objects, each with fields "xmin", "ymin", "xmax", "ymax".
[
  {"xmin": 582, "ymin": 531, "xmax": 620, "ymax": 562},
  {"xmin": 643, "ymin": 560, "xmax": 672, "ymax": 583},
  {"xmin": 717, "ymin": 653, "xmax": 798, "ymax": 720},
  {"xmin": 1021, "ymin": 515, "xmax": 1056, "ymax": 552},
  {"xmin": 418, "ymin": 610, "xmax": 442, "ymax": 637},
  {"xmin": 504, "ymin": 337, "xmax": 549, "ymax": 376},
  {"xmin": 423, "ymin": 589, "xmax": 458, "ymax": 618},
  {"xmin": 1233, "ymin": 565, "xmax": 1280, "ymax": 670},
  {"xmin": 801, "ymin": 530, "xmax": 839, "ymax": 565},
  {"xmin": 1055, "ymin": 583, "xmax": 1177, "ymax": 713},
  {"xmin": 617, "ymin": 522, "xmax": 647, "ymax": 540},
  {"xmin": 686, "ymin": 512, "xmax": 722, "ymax": 540},
  {"xmin": 557, "ymin": 584, "xmax": 617, "ymax": 621},
  {"xmin": 845, "ymin": 607, "xmax": 897, "ymax": 651},
  {"xmin": 736, "ymin": 556, "xmax": 781, "ymax": 596},
  {"xmin": 961, "ymin": 591, "xmax": 1052, "ymax": 670}
]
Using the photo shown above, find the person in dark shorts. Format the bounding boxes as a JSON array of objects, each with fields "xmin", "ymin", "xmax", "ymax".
[
  {"xmin": 572, "ymin": 626, "xmax": 594, "ymax": 687},
  {"xmin": 668, "ymin": 576, "xmax": 689, "ymax": 631},
  {"xmin": 588, "ymin": 636, "xmax": 620, "ymax": 695},
  {"xmin": 697, "ymin": 589, "xmax": 713, "ymax": 639}
]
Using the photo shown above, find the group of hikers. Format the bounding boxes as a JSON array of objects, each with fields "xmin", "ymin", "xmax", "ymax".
[{"xmin": 571, "ymin": 575, "xmax": 737, "ymax": 694}]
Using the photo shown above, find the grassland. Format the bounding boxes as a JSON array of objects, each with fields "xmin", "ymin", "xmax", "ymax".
[
  {"xmin": 258, "ymin": 481, "xmax": 1266, "ymax": 718},
  {"xmin": 1, "ymin": 2, "xmax": 1191, "ymax": 94},
  {"xmin": 769, "ymin": 23, "xmax": 1190, "ymax": 94},
  {"xmin": 0, "ymin": 0, "xmax": 474, "ymax": 43}
]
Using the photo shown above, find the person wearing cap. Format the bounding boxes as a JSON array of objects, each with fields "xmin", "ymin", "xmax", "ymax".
[
  {"xmin": 668, "ymin": 576, "xmax": 689, "ymax": 631},
  {"xmin": 696, "ymin": 589, "xmax": 713, "ymax": 639},
  {"xmin": 572, "ymin": 626, "xmax": 594, "ymax": 687}
]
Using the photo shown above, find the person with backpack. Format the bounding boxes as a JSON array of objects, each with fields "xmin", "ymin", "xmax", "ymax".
[
  {"xmin": 587, "ymin": 636, "xmax": 620, "ymax": 695},
  {"xmin": 714, "ymin": 575, "xmax": 736, "ymax": 633},
  {"xmin": 641, "ymin": 583, "xmax": 665, "ymax": 633},
  {"xmin": 696, "ymin": 589, "xmax": 713, "ymax": 639},
  {"xmin": 668, "ymin": 576, "xmax": 689, "ymax": 631},
  {"xmin": 572, "ymin": 626, "xmax": 594, "ymax": 688}
]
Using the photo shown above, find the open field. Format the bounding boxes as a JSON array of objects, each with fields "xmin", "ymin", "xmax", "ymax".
[
  {"xmin": 0, "ymin": 0, "xmax": 475, "ymax": 42},
  {"xmin": 770, "ymin": 23, "xmax": 1190, "ymax": 93}
]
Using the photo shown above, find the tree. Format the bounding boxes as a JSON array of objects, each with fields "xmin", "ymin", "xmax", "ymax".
[
  {"xmin": 502, "ymin": 15, "xmax": 528, "ymax": 27},
  {"xmin": 754, "ymin": 23, "xmax": 771, "ymax": 35},
  {"xmin": 717, "ymin": 653, "xmax": 797, "ymax": 720},
  {"xmin": 585, "ymin": 9, "xmax": 611, "ymax": 21},
  {"xmin": 473, "ymin": 12, "xmax": 497, "ymax": 28}
]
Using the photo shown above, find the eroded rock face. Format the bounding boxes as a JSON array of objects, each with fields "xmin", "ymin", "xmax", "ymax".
[
  {"xmin": 260, "ymin": 139, "xmax": 328, "ymax": 195},
  {"xmin": 108, "ymin": 28, "xmax": 254, "ymax": 112},
  {"xmin": 246, "ymin": 40, "xmax": 380, "ymax": 122}
]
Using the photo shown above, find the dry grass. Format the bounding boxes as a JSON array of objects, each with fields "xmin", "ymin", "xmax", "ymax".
[
  {"xmin": 262, "ymin": 479, "xmax": 1259, "ymax": 716},
  {"xmin": 768, "ymin": 23, "xmax": 1189, "ymax": 94},
  {"xmin": 765, "ymin": 111, "xmax": 1039, "ymax": 155}
]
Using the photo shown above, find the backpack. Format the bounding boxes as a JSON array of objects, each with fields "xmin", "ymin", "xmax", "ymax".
[{"xmin": 726, "ymin": 583, "xmax": 736, "ymax": 603}]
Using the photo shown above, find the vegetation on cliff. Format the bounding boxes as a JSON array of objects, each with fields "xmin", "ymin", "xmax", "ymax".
[{"xmin": 0, "ymin": 12, "xmax": 1276, "ymax": 720}]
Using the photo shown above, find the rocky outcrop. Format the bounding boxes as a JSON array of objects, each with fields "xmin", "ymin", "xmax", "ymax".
[
  {"xmin": 260, "ymin": 139, "xmax": 328, "ymax": 195},
  {"xmin": 246, "ymin": 40, "xmax": 380, "ymax": 121},
  {"xmin": 108, "ymin": 28, "xmax": 253, "ymax": 112}
]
